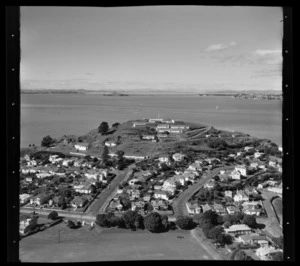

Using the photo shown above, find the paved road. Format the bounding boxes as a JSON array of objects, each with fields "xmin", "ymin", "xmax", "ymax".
[
  {"xmin": 172, "ymin": 166, "xmax": 234, "ymax": 217},
  {"xmin": 88, "ymin": 164, "xmax": 135, "ymax": 216},
  {"xmin": 257, "ymin": 190, "xmax": 282, "ymax": 238}
]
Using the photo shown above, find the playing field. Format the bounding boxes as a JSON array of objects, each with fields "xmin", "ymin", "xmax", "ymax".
[{"xmin": 19, "ymin": 224, "xmax": 215, "ymax": 262}]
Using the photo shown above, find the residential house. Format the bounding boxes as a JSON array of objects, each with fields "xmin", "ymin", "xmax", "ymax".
[
  {"xmin": 128, "ymin": 178, "xmax": 139, "ymax": 186},
  {"xmin": 132, "ymin": 121, "xmax": 147, "ymax": 127},
  {"xmin": 250, "ymin": 162, "xmax": 259, "ymax": 169},
  {"xmin": 36, "ymin": 172, "xmax": 52, "ymax": 179},
  {"xmin": 142, "ymin": 135, "xmax": 156, "ymax": 140},
  {"xmin": 161, "ymin": 185, "xmax": 176, "ymax": 195},
  {"xmin": 25, "ymin": 177, "xmax": 33, "ymax": 182},
  {"xmin": 244, "ymin": 186, "xmax": 258, "ymax": 196},
  {"xmin": 108, "ymin": 200, "xmax": 123, "ymax": 212},
  {"xmin": 62, "ymin": 159, "xmax": 74, "ymax": 167},
  {"xmin": 188, "ymin": 163, "xmax": 202, "ymax": 172},
  {"xmin": 158, "ymin": 156, "xmax": 170, "ymax": 163},
  {"xmin": 235, "ymin": 165, "xmax": 248, "ymax": 176},
  {"xmin": 105, "ymin": 141, "xmax": 117, "ymax": 147},
  {"xmin": 131, "ymin": 190, "xmax": 141, "ymax": 199},
  {"xmin": 243, "ymin": 206, "xmax": 261, "ymax": 216},
  {"xmin": 19, "ymin": 217, "xmax": 38, "ymax": 234},
  {"xmin": 269, "ymin": 160, "xmax": 277, "ymax": 167},
  {"xmin": 254, "ymin": 152, "xmax": 264, "ymax": 158},
  {"xmin": 27, "ymin": 160, "xmax": 37, "ymax": 166},
  {"xmin": 202, "ymin": 203, "xmax": 213, "ymax": 213},
  {"xmin": 238, "ymin": 234, "xmax": 269, "ymax": 247},
  {"xmin": 204, "ymin": 180, "xmax": 215, "ymax": 189},
  {"xmin": 143, "ymin": 194, "xmax": 151, "ymax": 202},
  {"xmin": 224, "ymin": 224, "xmax": 252, "ymax": 235},
  {"xmin": 220, "ymin": 170, "xmax": 226, "ymax": 175},
  {"xmin": 234, "ymin": 190, "xmax": 249, "ymax": 202},
  {"xmin": 154, "ymin": 190, "xmax": 169, "ymax": 201},
  {"xmin": 256, "ymin": 246, "xmax": 283, "ymax": 261},
  {"xmin": 213, "ymin": 204, "xmax": 228, "ymax": 215},
  {"xmin": 226, "ymin": 205, "xmax": 240, "ymax": 214},
  {"xmin": 278, "ymin": 146, "xmax": 283, "ymax": 152},
  {"xmin": 30, "ymin": 193, "xmax": 52, "ymax": 206},
  {"xmin": 21, "ymin": 168, "xmax": 38, "ymax": 174},
  {"xmin": 149, "ymin": 118, "xmax": 164, "ymax": 123},
  {"xmin": 224, "ymin": 190, "xmax": 233, "ymax": 198},
  {"xmin": 24, "ymin": 154, "xmax": 31, "ymax": 161},
  {"xmin": 154, "ymin": 185, "xmax": 162, "ymax": 190},
  {"xmin": 20, "ymin": 194, "xmax": 31, "ymax": 204},
  {"xmin": 71, "ymin": 196, "xmax": 88, "ymax": 208},
  {"xmin": 230, "ymin": 169, "xmax": 242, "ymax": 180},
  {"xmin": 244, "ymin": 146, "xmax": 254, "ymax": 151},
  {"xmin": 73, "ymin": 184, "xmax": 91, "ymax": 194},
  {"xmin": 74, "ymin": 142, "xmax": 89, "ymax": 151},
  {"xmin": 172, "ymin": 153, "xmax": 185, "ymax": 162},
  {"xmin": 186, "ymin": 202, "xmax": 201, "ymax": 214},
  {"xmin": 131, "ymin": 201, "xmax": 145, "ymax": 211}
]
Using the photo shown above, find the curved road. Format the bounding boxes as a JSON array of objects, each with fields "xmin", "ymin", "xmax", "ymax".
[{"xmin": 172, "ymin": 166, "xmax": 234, "ymax": 217}]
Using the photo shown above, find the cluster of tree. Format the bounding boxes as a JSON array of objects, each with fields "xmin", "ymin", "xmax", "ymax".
[
  {"xmin": 41, "ymin": 135, "xmax": 56, "ymax": 148},
  {"xmin": 98, "ymin": 122, "xmax": 109, "ymax": 135},
  {"xmin": 194, "ymin": 210, "xmax": 233, "ymax": 246},
  {"xmin": 175, "ymin": 215, "xmax": 195, "ymax": 230},
  {"xmin": 207, "ymin": 139, "xmax": 228, "ymax": 150},
  {"xmin": 230, "ymin": 249, "xmax": 254, "ymax": 260},
  {"xmin": 95, "ymin": 211, "xmax": 170, "ymax": 232}
]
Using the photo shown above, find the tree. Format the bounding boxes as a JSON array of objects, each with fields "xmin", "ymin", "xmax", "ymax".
[
  {"xmin": 110, "ymin": 215, "xmax": 125, "ymax": 228},
  {"xmin": 242, "ymin": 214, "xmax": 257, "ymax": 229},
  {"xmin": 207, "ymin": 225, "xmax": 224, "ymax": 240},
  {"xmin": 161, "ymin": 215, "xmax": 169, "ymax": 232},
  {"xmin": 176, "ymin": 215, "xmax": 194, "ymax": 230},
  {"xmin": 96, "ymin": 214, "xmax": 111, "ymax": 227},
  {"xmin": 98, "ymin": 122, "xmax": 109, "ymax": 135},
  {"xmin": 121, "ymin": 198, "xmax": 131, "ymax": 210},
  {"xmin": 101, "ymin": 146, "xmax": 109, "ymax": 164},
  {"xmin": 41, "ymin": 135, "xmax": 55, "ymax": 147},
  {"xmin": 47, "ymin": 211, "xmax": 58, "ymax": 220},
  {"xmin": 223, "ymin": 221, "xmax": 231, "ymax": 228},
  {"xmin": 144, "ymin": 212, "xmax": 162, "ymax": 232},
  {"xmin": 122, "ymin": 210, "xmax": 140, "ymax": 229},
  {"xmin": 234, "ymin": 250, "xmax": 253, "ymax": 260},
  {"xmin": 112, "ymin": 122, "xmax": 120, "ymax": 129},
  {"xmin": 216, "ymin": 233, "xmax": 233, "ymax": 246},
  {"xmin": 90, "ymin": 184, "xmax": 97, "ymax": 194},
  {"xmin": 67, "ymin": 220, "xmax": 76, "ymax": 228}
]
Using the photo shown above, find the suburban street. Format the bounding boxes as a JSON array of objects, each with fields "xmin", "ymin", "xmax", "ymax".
[
  {"xmin": 172, "ymin": 166, "xmax": 234, "ymax": 217},
  {"xmin": 88, "ymin": 164, "xmax": 135, "ymax": 216}
]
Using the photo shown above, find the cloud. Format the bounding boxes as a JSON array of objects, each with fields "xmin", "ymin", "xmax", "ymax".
[{"xmin": 204, "ymin": 41, "xmax": 237, "ymax": 52}]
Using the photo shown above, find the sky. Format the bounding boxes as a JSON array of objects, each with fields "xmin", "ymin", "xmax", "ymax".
[{"xmin": 20, "ymin": 6, "xmax": 283, "ymax": 92}]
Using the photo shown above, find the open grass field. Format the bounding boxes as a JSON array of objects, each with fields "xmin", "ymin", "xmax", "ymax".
[{"xmin": 19, "ymin": 224, "xmax": 215, "ymax": 262}]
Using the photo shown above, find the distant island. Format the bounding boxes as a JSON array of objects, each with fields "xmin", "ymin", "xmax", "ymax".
[
  {"xmin": 199, "ymin": 93, "xmax": 282, "ymax": 100},
  {"xmin": 103, "ymin": 92, "xmax": 129, "ymax": 96}
]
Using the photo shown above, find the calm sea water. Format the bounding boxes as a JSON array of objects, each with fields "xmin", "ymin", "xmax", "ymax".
[{"xmin": 21, "ymin": 94, "xmax": 282, "ymax": 148}]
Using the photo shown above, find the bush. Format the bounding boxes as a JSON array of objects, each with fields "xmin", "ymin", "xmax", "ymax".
[
  {"xmin": 41, "ymin": 135, "xmax": 55, "ymax": 148},
  {"xmin": 144, "ymin": 212, "xmax": 162, "ymax": 232},
  {"xmin": 176, "ymin": 215, "xmax": 194, "ymax": 230},
  {"xmin": 47, "ymin": 211, "xmax": 58, "ymax": 220}
]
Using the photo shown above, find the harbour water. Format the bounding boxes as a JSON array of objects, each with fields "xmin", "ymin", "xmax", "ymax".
[{"xmin": 21, "ymin": 94, "xmax": 282, "ymax": 148}]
